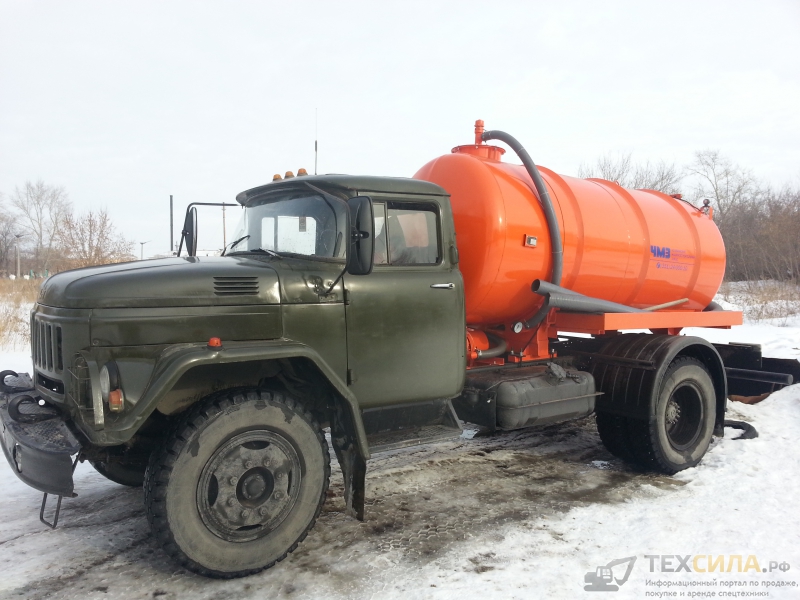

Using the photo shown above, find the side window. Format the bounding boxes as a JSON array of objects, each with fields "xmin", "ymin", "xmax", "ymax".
[
  {"xmin": 386, "ymin": 202, "xmax": 440, "ymax": 265},
  {"xmin": 373, "ymin": 203, "xmax": 388, "ymax": 265}
]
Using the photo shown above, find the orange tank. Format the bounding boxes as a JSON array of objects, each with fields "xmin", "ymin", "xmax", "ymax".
[{"xmin": 414, "ymin": 122, "xmax": 726, "ymax": 327}]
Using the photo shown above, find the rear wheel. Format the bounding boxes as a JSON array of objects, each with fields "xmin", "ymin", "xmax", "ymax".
[
  {"xmin": 144, "ymin": 389, "xmax": 330, "ymax": 578},
  {"xmin": 595, "ymin": 412, "xmax": 635, "ymax": 462},
  {"xmin": 627, "ymin": 357, "xmax": 716, "ymax": 474}
]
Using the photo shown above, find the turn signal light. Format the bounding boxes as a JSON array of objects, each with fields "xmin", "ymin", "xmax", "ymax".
[{"xmin": 108, "ymin": 389, "xmax": 124, "ymax": 412}]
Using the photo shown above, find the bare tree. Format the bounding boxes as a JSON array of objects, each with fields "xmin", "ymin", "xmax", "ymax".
[
  {"xmin": 577, "ymin": 150, "xmax": 798, "ymax": 283},
  {"xmin": 722, "ymin": 185, "xmax": 800, "ymax": 281},
  {"xmin": 630, "ymin": 161, "xmax": 684, "ymax": 194},
  {"xmin": 0, "ymin": 194, "xmax": 22, "ymax": 275},
  {"xmin": 578, "ymin": 152, "xmax": 634, "ymax": 184},
  {"xmin": 578, "ymin": 152, "xmax": 683, "ymax": 194},
  {"xmin": 56, "ymin": 208, "xmax": 135, "ymax": 269},
  {"xmin": 686, "ymin": 150, "xmax": 757, "ymax": 220},
  {"xmin": 11, "ymin": 180, "xmax": 71, "ymax": 273}
]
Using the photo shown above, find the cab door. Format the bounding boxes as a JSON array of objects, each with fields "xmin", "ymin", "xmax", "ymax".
[{"xmin": 343, "ymin": 197, "xmax": 465, "ymax": 409}]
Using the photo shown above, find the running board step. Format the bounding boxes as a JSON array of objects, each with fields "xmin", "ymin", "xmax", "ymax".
[
  {"xmin": 367, "ymin": 423, "xmax": 463, "ymax": 454},
  {"xmin": 363, "ymin": 399, "xmax": 462, "ymax": 454}
]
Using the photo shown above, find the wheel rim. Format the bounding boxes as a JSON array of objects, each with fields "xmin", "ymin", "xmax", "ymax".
[
  {"xmin": 664, "ymin": 382, "xmax": 705, "ymax": 451},
  {"xmin": 197, "ymin": 430, "xmax": 302, "ymax": 542}
]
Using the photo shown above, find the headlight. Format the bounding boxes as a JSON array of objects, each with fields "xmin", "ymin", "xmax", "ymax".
[{"xmin": 99, "ymin": 362, "xmax": 120, "ymax": 402}]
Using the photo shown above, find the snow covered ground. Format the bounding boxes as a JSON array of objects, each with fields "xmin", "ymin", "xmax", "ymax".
[{"xmin": 0, "ymin": 306, "xmax": 798, "ymax": 598}]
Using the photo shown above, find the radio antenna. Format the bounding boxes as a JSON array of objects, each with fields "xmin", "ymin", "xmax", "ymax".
[{"xmin": 314, "ymin": 108, "xmax": 318, "ymax": 175}]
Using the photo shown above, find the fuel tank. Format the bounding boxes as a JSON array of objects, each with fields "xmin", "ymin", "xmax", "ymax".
[{"xmin": 414, "ymin": 125, "xmax": 726, "ymax": 326}]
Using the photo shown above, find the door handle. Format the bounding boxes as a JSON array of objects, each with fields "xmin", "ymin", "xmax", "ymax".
[{"xmin": 430, "ymin": 283, "xmax": 455, "ymax": 289}]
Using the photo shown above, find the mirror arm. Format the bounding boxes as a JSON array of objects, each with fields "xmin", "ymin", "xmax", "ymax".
[
  {"xmin": 175, "ymin": 202, "xmax": 237, "ymax": 258},
  {"xmin": 324, "ymin": 266, "xmax": 347, "ymax": 296},
  {"xmin": 326, "ymin": 225, "xmax": 370, "ymax": 294}
]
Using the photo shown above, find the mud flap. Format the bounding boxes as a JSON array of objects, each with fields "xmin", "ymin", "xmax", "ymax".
[{"xmin": 330, "ymin": 402, "xmax": 366, "ymax": 521}]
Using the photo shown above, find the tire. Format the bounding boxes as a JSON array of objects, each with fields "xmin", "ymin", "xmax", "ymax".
[
  {"xmin": 595, "ymin": 412, "xmax": 636, "ymax": 463},
  {"xmin": 144, "ymin": 389, "xmax": 330, "ymax": 578},
  {"xmin": 90, "ymin": 459, "xmax": 147, "ymax": 487},
  {"xmin": 626, "ymin": 357, "xmax": 716, "ymax": 474}
]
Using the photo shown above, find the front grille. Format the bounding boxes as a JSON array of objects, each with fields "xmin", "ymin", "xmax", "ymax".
[
  {"xmin": 213, "ymin": 276, "xmax": 259, "ymax": 296},
  {"xmin": 32, "ymin": 316, "xmax": 63, "ymax": 373}
]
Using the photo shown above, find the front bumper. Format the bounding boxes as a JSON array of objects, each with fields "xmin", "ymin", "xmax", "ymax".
[{"xmin": 0, "ymin": 372, "xmax": 81, "ymax": 497}]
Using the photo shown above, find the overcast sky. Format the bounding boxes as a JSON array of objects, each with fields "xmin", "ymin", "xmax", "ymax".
[{"xmin": 2, "ymin": 0, "xmax": 799, "ymax": 256}]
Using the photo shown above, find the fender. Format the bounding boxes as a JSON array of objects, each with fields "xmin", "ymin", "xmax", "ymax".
[
  {"xmin": 87, "ymin": 339, "xmax": 371, "ymax": 459},
  {"xmin": 591, "ymin": 334, "xmax": 727, "ymax": 435}
]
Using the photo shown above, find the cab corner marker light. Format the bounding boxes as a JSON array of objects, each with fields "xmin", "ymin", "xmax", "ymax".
[
  {"xmin": 273, "ymin": 173, "xmax": 282, "ymax": 181},
  {"xmin": 207, "ymin": 337, "xmax": 223, "ymax": 349},
  {"xmin": 297, "ymin": 168, "xmax": 308, "ymax": 176},
  {"xmin": 284, "ymin": 171, "xmax": 295, "ymax": 178}
]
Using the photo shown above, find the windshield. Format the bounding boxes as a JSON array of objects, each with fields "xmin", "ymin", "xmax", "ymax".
[{"xmin": 229, "ymin": 190, "xmax": 348, "ymax": 260}]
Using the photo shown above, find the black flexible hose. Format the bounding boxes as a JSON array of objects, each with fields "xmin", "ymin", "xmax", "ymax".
[
  {"xmin": 724, "ymin": 419, "xmax": 759, "ymax": 440},
  {"xmin": 545, "ymin": 292, "xmax": 644, "ymax": 314},
  {"xmin": 481, "ymin": 130, "xmax": 563, "ymax": 329},
  {"xmin": 533, "ymin": 280, "xmax": 583, "ymax": 297},
  {"xmin": 476, "ymin": 331, "xmax": 508, "ymax": 359},
  {"xmin": 704, "ymin": 301, "xmax": 724, "ymax": 312},
  {"xmin": 532, "ymin": 280, "xmax": 645, "ymax": 314}
]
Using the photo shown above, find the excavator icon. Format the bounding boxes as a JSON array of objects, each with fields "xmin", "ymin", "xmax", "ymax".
[{"xmin": 584, "ymin": 556, "xmax": 637, "ymax": 592}]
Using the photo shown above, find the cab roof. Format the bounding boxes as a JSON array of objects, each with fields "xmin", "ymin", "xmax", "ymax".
[{"xmin": 235, "ymin": 174, "xmax": 448, "ymax": 206}]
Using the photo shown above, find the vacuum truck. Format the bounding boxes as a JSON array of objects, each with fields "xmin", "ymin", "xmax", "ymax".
[{"xmin": 1, "ymin": 121, "xmax": 797, "ymax": 578}]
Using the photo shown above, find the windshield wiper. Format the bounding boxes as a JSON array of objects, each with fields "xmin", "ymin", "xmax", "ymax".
[
  {"xmin": 222, "ymin": 234, "xmax": 250, "ymax": 256},
  {"xmin": 245, "ymin": 247, "xmax": 281, "ymax": 258},
  {"xmin": 227, "ymin": 246, "xmax": 281, "ymax": 258}
]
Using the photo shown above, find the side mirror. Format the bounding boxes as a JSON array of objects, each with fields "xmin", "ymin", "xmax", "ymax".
[
  {"xmin": 182, "ymin": 206, "xmax": 198, "ymax": 257},
  {"xmin": 346, "ymin": 196, "xmax": 374, "ymax": 275}
]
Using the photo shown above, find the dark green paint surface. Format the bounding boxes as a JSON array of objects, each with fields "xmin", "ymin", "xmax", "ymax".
[
  {"xmin": 90, "ymin": 305, "xmax": 282, "ymax": 346},
  {"xmin": 343, "ymin": 267, "xmax": 465, "ymax": 408},
  {"xmin": 38, "ymin": 256, "xmax": 281, "ymax": 309},
  {"xmin": 282, "ymin": 301, "xmax": 348, "ymax": 384},
  {"xmin": 27, "ymin": 175, "xmax": 463, "ymax": 453}
]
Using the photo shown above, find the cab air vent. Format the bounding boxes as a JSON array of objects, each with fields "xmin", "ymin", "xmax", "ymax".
[{"xmin": 213, "ymin": 276, "xmax": 259, "ymax": 296}]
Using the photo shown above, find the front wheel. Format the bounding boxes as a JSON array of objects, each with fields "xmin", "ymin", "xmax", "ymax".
[
  {"xmin": 144, "ymin": 389, "xmax": 330, "ymax": 578},
  {"xmin": 90, "ymin": 459, "xmax": 147, "ymax": 487}
]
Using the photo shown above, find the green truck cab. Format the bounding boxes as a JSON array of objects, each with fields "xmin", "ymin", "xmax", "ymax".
[{"xmin": 1, "ymin": 174, "xmax": 467, "ymax": 577}]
